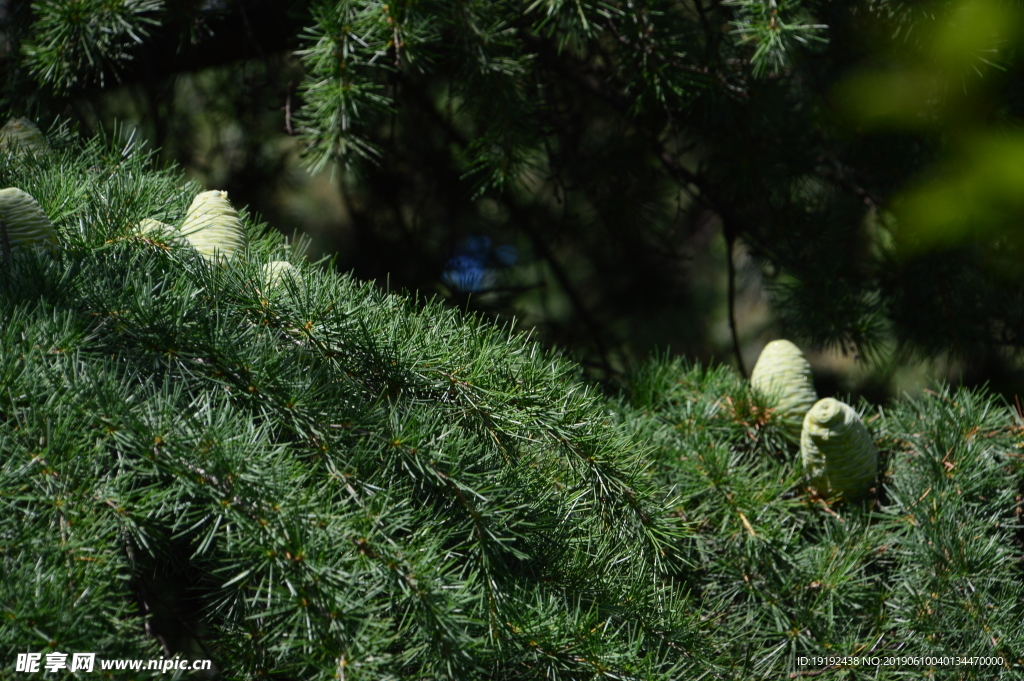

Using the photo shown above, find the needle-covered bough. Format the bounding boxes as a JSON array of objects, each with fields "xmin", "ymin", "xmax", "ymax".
[{"xmin": 0, "ymin": 121, "xmax": 708, "ymax": 680}]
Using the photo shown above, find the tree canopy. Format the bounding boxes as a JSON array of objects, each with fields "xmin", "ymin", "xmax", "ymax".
[{"xmin": 5, "ymin": 0, "xmax": 1024, "ymax": 394}]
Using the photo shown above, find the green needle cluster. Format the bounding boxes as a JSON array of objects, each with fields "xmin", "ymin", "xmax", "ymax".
[{"xmin": 619, "ymin": 355, "xmax": 1024, "ymax": 678}]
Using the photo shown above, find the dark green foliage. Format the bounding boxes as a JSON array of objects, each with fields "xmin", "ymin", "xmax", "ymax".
[
  {"xmin": 10, "ymin": 0, "xmax": 1004, "ymax": 376},
  {"xmin": 16, "ymin": 0, "xmax": 163, "ymax": 94},
  {"xmin": 277, "ymin": 0, "xmax": 1024, "ymax": 372},
  {"xmin": 6, "ymin": 0, "xmax": 1024, "ymax": 388}
]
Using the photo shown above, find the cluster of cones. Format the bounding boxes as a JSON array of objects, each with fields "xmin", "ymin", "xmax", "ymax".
[
  {"xmin": 750, "ymin": 339, "xmax": 879, "ymax": 501},
  {"xmin": 0, "ymin": 118, "xmax": 299, "ymax": 292}
]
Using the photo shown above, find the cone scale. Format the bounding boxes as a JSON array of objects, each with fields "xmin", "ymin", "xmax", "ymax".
[{"xmin": 137, "ymin": 218, "xmax": 181, "ymax": 245}]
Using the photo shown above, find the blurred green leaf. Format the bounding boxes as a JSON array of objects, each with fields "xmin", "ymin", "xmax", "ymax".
[
  {"xmin": 838, "ymin": 0, "xmax": 1021, "ymax": 129},
  {"xmin": 895, "ymin": 132, "xmax": 1024, "ymax": 249}
]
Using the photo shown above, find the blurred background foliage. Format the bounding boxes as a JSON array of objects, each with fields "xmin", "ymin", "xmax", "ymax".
[{"xmin": 4, "ymin": 0, "xmax": 1024, "ymax": 403}]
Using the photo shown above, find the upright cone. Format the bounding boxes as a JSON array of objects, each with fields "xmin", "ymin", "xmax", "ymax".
[
  {"xmin": 0, "ymin": 188, "xmax": 59, "ymax": 254},
  {"xmin": 181, "ymin": 190, "xmax": 247, "ymax": 263},
  {"xmin": 800, "ymin": 398, "xmax": 877, "ymax": 499},
  {"xmin": 262, "ymin": 260, "xmax": 302, "ymax": 291},
  {"xmin": 0, "ymin": 118, "xmax": 49, "ymax": 157},
  {"xmin": 137, "ymin": 218, "xmax": 181, "ymax": 245},
  {"xmin": 750, "ymin": 339, "xmax": 817, "ymax": 441}
]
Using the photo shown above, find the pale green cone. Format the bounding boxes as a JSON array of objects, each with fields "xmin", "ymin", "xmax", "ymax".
[
  {"xmin": 800, "ymin": 398, "xmax": 878, "ymax": 499},
  {"xmin": 0, "ymin": 118, "xmax": 49, "ymax": 157},
  {"xmin": 137, "ymin": 218, "xmax": 181, "ymax": 245},
  {"xmin": 262, "ymin": 260, "xmax": 303, "ymax": 291},
  {"xmin": 181, "ymin": 190, "xmax": 247, "ymax": 263},
  {"xmin": 750, "ymin": 339, "xmax": 818, "ymax": 441},
  {"xmin": 0, "ymin": 187, "xmax": 59, "ymax": 254}
]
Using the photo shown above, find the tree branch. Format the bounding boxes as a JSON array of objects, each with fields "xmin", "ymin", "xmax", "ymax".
[{"xmin": 725, "ymin": 230, "xmax": 747, "ymax": 377}]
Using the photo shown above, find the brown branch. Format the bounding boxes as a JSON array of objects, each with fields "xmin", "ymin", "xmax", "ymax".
[
  {"xmin": 284, "ymin": 80, "xmax": 294, "ymax": 135},
  {"xmin": 520, "ymin": 30, "xmax": 741, "ymax": 219},
  {"xmin": 725, "ymin": 230, "xmax": 747, "ymax": 377},
  {"xmin": 525, "ymin": 31, "xmax": 768, "ymax": 373}
]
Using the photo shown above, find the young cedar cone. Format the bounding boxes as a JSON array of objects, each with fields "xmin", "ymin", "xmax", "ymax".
[
  {"xmin": 0, "ymin": 118, "xmax": 49, "ymax": 157},
  {"xmin": 800, "ymin": 398, "xmax": 878, "ymax": 500},
  {"xmin": 181, "ymin": 190, "xmax": 247, "ymax": 263},
  {"xmin": 749, "ymin": 339, "xmax": 818, "ymax": 441},
  {"xmin": 137, "ymin": 218, "xmax": 181, "ymax": 244},
  {"xmin": 262, "ymin": 260, "xmax": 302, "ymax": 291},
  {"xmin": 0, "ymin": 187, "xmax": 59, "ymax": 254}
]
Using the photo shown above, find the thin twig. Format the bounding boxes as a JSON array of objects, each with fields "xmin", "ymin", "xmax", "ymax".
[
  {"xmin": 514, "ymin": 209, "xmax": 617, "ymax": 375},
  {"xmin": 725, "ymin": 229, "xmax": 746, "ymax": 377},
  {"xmin": 284, "ymin": 80, "xmax": 294, "ymax": 135}
]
